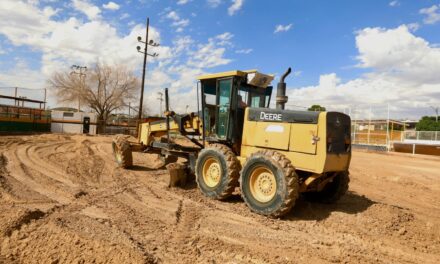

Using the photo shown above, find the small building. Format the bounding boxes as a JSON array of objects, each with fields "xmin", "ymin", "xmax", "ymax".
[
  {"xmin": 353, "ymin": 119, "xmax": 407, "ymax": 131},
  {"xmin": 51, "ymin": 110, "xmax": 97, "ymax": 135},
  {"xmin": 351, "ymin": 119, "xmax": 408, "ymax": 145},
  {"xmin": 402, "ymin": 120, "xmax": 418, "ymax": 131}
]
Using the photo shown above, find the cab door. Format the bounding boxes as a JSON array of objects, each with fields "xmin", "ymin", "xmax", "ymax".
[{"xmin": 216, "ymin": 78, "xmax": 233, "ymax": 139}]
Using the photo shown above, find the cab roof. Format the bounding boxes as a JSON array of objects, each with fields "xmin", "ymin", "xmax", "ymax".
[{"xmin": 197, "ymin": 69, "xmax": 258, "ymax": 80}]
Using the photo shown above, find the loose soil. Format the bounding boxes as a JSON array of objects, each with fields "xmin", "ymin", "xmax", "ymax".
[{"xmin": 0, "ymin": 134, "xmax": 439, "ymax": 263}]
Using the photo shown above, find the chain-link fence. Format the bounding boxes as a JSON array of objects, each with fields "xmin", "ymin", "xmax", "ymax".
[
  {"xmin": 402, "ymin": 131, "xmax": 440, "ymax": 143},
  {"xmin": 103, "ymin": 125, "xmax": 137, "ymax": 136},
  {"xmin": 0, "ymin": 87, "xmax": 47, "ymax": 108},
  {"xmin": 287, "ymin": 103, "xmax": 439, "ymax": 151}
]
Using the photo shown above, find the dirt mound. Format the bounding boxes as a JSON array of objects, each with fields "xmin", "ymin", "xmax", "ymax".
[
  {"xmin": 0, "ymin": 134, "xmax": 439, "ymax": 263},
  {"xmin": 65, "ymin": 139, "xmax": 106, "ymax": 184}
]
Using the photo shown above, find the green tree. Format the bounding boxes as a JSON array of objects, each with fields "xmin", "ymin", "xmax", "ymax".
[
  {"xmin": 308, "ymin": 104, "xmax": 326, "ymax": 112},
  {"xmin": 415, "ymin": 116, "xmax": 440, "ymax": 131}
]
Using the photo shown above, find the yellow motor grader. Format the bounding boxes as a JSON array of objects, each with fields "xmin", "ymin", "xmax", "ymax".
[{"xmin": 112, "ymin": 68, "xmax": 351, "ymax": 218}]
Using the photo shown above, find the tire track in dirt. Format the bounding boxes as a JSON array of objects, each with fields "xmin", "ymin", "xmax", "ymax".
[
  {"xmin": 4, "ymin": 143, "xmax": 74, "ymax": 204},
  {"xmin": 24, "ymin": 143, "xmax": 78, "ymax": 187}
]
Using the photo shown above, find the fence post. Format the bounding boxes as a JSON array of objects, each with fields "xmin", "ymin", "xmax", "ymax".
[
  {"xmin": 436, "ymin": 131, "xmax": 438, "ymax": 141},
  {"xmin": 412, "ymin": 144, "xmax": 416, "ymax": 155}
]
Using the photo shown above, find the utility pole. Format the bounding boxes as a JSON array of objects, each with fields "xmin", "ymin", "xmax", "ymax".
[
  {"xmin": 44, "ymin": 88, "xmax": 47, "ymax": 110},
  {"xmin": 70, "ymin": 65, "xmax": 87, "ymax": 112},
  {"xmin": 136, "ymin": 17, "xmax": 159, "ymax": 121},
  {"xmin": 386, "ymin": 103, "xmax": 390, "ymax": 151},
  {"xmin": 157, "ymin": 92, "xmax": 163, "ymax": 116},
  {"xmin": 367, "ymin": 106, "xmax": 372, "ymax": 145},
  {"xmin": 431, "ymin": 106, "xmax": 439, "ymax": 122},
  {"xmin": 14, "ymin": 87, "xmax": 18, "ymax": 106}
]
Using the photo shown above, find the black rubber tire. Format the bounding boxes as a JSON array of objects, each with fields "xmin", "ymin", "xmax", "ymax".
[
  {"xmin": 303, "ymin": 171, "xmax": 350, "ymax": 203},
  {"xmin": 112, "ymin": 135, "xmax": 133, "ymax": 168},
  {"xmin": 195, "ymin": 144, "xmax": 240, "ymax": 200},
  {"xmin": 240, "ymin": 150, "xmax": 299, "ymax": 218}
]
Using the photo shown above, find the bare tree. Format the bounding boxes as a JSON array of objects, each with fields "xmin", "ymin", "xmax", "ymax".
[{"xmin": 49, "ymin": 63, "xmax": 140, "ymax": 132}]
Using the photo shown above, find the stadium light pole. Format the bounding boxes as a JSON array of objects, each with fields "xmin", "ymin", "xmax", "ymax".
[
  {"xmin": 136, "ymin": 17, "xmax": 159, "ymax": 121},
  {"xmin": 431, "ymin": 106, "xmax": 439, "ymax": 122},
  {"xmin": 157, "ymin": 92, "xmax": 163, "ymax": 117},
  {"xmin": 70, "ymin": 65, "xmax": 87, "ymax": 112}
]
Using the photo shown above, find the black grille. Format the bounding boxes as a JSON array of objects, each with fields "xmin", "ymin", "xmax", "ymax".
[{"xmin": 326, "ymin": 112, "xmax": 351, "ymax": 154}]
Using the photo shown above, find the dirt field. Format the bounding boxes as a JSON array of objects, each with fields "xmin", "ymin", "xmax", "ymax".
[{"xmin": 0, "ymin": 134, "xmax": 439, "ymax": 264}]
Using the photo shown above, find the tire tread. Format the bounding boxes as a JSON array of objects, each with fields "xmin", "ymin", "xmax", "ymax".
[
  {"xmin": 195, "ymin": 144, "xmax": 240, "ymax": 200},
  {"xmin": 113, "ymin": 135, "xmax": 133, "ymax": 168},
  {"xmin": 240, "ymin": 150, "xmax": 299, "ymax": 218}
]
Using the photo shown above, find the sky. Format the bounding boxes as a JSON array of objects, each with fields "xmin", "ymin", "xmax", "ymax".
[{"xmin": 0, "ymin": 0, "xmax": 440, "ymax": 119}]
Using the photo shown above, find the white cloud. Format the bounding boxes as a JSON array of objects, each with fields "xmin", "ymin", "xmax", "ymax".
[
  {"xmin": 165, "ymin": 10, "xmax": 190, "ymax": 32},
  {"xmin": 120, "ymin": 12, "xmax": 129, "ymax": 20},
  {"xmin": 0, "ymin": 0, "xmax": 170, "ymax": 77},
  {"xmin": 215, "ymin": 32, "xmax": 233, "ymax": 45},
  {"xmin": 102, "ymin": 1, "xmax": 120, "ymax": 11},
  {"xmin": 292, "ymin": 70, "xmax": 302, "ymax": 77},
  {"xmin": 207, "ymin": 0, "xmax": 221, "ymax": 8},
  {"xmin": 187, "ymin": 33, "xmax": 233, "ymax": 68},
  {"xmin": 166, "ymin": 10, "xmax": 180, "ymax": 21},
  {"xmin": 355, "ymin": 25, "xmax": 440, "ymax": 84},
  {"xmin": 288, "ymin": 25, "xmax": 440, "ymax": 119},
  {"xmin": 42, "ymin": 6, "xmax": 61, "ymax": 17},
  {"xmin": 406, "ymin": 22, "xmax": 420, "ymax": 32},
  {"xmin": 389, "ymin": 1, "xmax": 400, "ymax": 7},
  {"xmin": 0, "ymin": 59, "xmax": 46, "ymax": 89},
  {"xmin": 0, "ymin": 1, "xmax": 234, "ymax": 114},
  {"xmin": 177, "ymin": 0, "xmax": 191, "ymax": 5},
  {"xmin": 228, "ymin": 0, "xmax": 243, "ymax": 16},
  {"xmin": 235, "ymin": 48, "xmax": 252, "ymax": 54},
  {"xmin": 274, "ymin": 23, "xmax": 293, "ymax": 33},
  {"xmin": 420, "ymin": 4, "xmax": 440, "ymax": 24},
  {"xmin": 172, "ymin": 19, "xmax": 189, "ymax": 27},
  {"xmin": 72, "ymin": 0, "xmax": 101, "ymax": 20}
]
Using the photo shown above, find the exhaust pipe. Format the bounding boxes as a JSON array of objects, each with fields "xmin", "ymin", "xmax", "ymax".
[{"xmin": 276, "ymin": 67, "xmax": 291, "ymax": 110}]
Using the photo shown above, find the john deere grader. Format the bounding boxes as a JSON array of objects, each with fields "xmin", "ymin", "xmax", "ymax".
[{"xmin": 112, "ymin": 68, "xmax": 351, "ymax": 218}]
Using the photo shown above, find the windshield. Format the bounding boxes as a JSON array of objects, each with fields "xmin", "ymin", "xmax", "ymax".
[{"xmin": 238, "ymin": 85, "xmax": 272, "ymax": 108}]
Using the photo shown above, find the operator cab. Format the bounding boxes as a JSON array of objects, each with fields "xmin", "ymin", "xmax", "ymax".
[{"xmin": 198, "ymin": 70, "xmax": 274, "ymax": 151}]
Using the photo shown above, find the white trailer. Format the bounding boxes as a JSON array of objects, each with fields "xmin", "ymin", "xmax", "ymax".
[{"xmin": 51, "ymin": 111, "xmax": 97, "ymax": 135}]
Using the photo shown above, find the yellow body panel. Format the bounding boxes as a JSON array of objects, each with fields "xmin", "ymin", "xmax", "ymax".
[
  {"xmin": 240, "ymin": 108, "xmax": 350, "ymax": 174},
  {"xmin": 289, "ymin": 123, "xmax": 318, "ymax": 154},
  {"xmin": 240, "ymin": 145, "xmax": 320, "ymax": 172},
  {"xmin": 139, "ymin": 116, "xmax": 202, "ymax": 146},
  {"xmin": 243, "ymin": 122, "xmax": 291, "ymax": 150}
]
